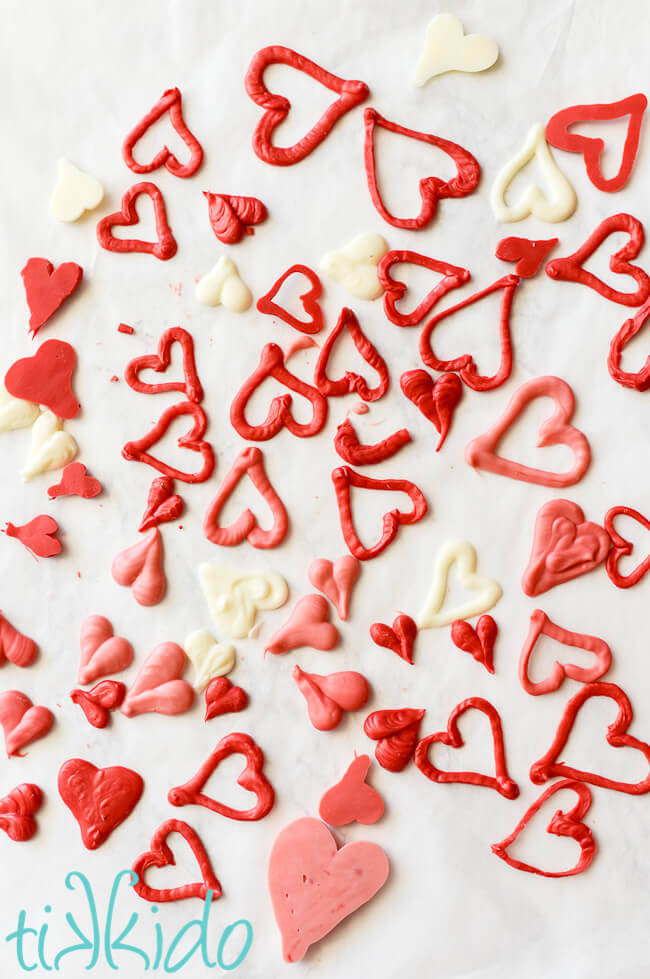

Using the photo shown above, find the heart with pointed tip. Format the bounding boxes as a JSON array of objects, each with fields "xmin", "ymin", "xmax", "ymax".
[
  {"xmin": 0, "ymin": 783, "xmax": 44, "ymax": 842},
  {"xmin": 204, "ymin": 678, "xmax": 248, "ymax": 720},
  {"xmin": 121, "ymin": 643, "xmax": 194, "ymax": 717},
  {"xmin": 364, "ymin": 708, "xmax": 425, "ymax": 771},
  {"xmin": 0, "ymin": 691, "xmax": 53, "ymax": 757},
  {"xmin": 20, "ymin": 257, "xmax": 83, "ymax": 337},
  {"xmin": 78, "ymin": 615, "xmax": 133, "ymax": 685},
  {"xmin": 400, "ymin": 370, "xmax": 463, "ymax": 451},
  {"xmin": 292, "ymin": 666, "xmax": 369, "ymax": 731},
  {"xmin": 265, "ymin": 595, "xmax": 339, "ymax": 655},
  {"xmin": 451, "ymin": 615, "xmax": 497, "ymax": 673},
  {"xmin": 132, "ymin": 818, "xmax": 222, "ymax": 903},
  {"xmin": 308, "ymin": 555, "xmax": 360, "ymax": 620},
  {"xmin": 139, "ymin": 476, "xmax": 184, "ymax": 532},
  {"xmin": 58, "ymin": 759, "xmax": 143, "ymax": 849},
  {"xmin": 5, "ymin": 339, "xmax": 80, "ymax": 419},
  {"xmin": 370, "ymin": 614, "xmax": 417, "ymax": 664},
  {"xmin": 495, "ymin": 236, "xmax": 558, "ymax": 277},
  {"xmin": 111, "ymin": 528, "xmax": 166, "ymax": 606}
]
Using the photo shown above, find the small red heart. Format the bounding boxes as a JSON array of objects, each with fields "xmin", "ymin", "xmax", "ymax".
[
  {"xmin": 0, "ymin": 613, "xmax": 38, "ymax": 668},
  {"xmin": 96, "ymin": 181, "xmax": 177, "ymax": 261},
  {"xmin": 125, "ymin": 326, "xmax": 203, "ymax": 403},
  {"xmin": 265, "ymin": 594, "xmax": 339, "ymax": 656},
  {"xmin": 121, "ymin": 643, "xmax": 194, "ymax": 718},
  {"xmin": 48, "ymin": 462, "xmax": 102, "ymax": 500},
  {"xmin": 245, "ymin": 45, "xmax": 369, "ymax": 166},
  {"xmin": 523, "ymin": 499, "xmax": 611, "ymax": 597},
  {"xmin": 0, "ymin": 690, "xmax": 54, "ymax": 757},
  {"xmin": 139, "ymin": 476, "xmax": 184, "ymax": 532},
  {"xmin": 364, "ymin": 708, "xmax": 425, "ymax": 772},
  {"xmin": 168, "ymin": 732, "xmax": 275, "ymax": 822},
  {"xmin": 205, "ymin": 193, "xmax": 267, "ymax": 244},
  {"xmin": 415, "ymin": 697, "xmax": 519, "ymax": 799},
  {"xmin": 111, "ymin": 528, "xmax": 167, "ymax": 607},
  {"xmin": 122, "ymin": 87, "xmax": 203, "ymax": 178},
  {"xmin": 451, "ymin": 615, "xmax": 497, "ymax": 673},
  {"xmin": 70, "ymin": 681, "xmax": 127, "ymax": 729},
  {"xmin": 319, "ymin": 755, "xmax": 384, "ymax": 826},
  {"xmin": 492, "ymin": 779, "xmax": 596, "ymax": 878},
  {"xmin": 204, "ymin": 678, "xmax": 248, "ymax": 721},
  {"xmin": 495, "ymin": 237, "xmax": 559, "ymax": 278},
  {"xmin": 400, "ymin": 369, "xmax": 463, "ymax": 451},
  {"xmin": 0, "ymin": 783, "xmax": 44, "ymax": 842},
  {"xmin": 370, "ymin": 614, "xmax": 417, "ymax": 665},
  {"xmin": 58, "ymin": 759, "xmax": 144, "ymax": 849},
  {"xmin": 132, "ymin": 818, "xmax": 222, "ymax": 903},
  {"xmin": 21, "ymin": 257, "xmax": 83, "ymax": 338},
  {"xmin": 256, "ymin": 264, "xmax": 324, "ymax": 334},
  {"xmin": 292, "ymin": 666, "xmax": 369, "ymax": 731},
  {"xmin": 5, "ymin": 515, "xmax": 62, "ymax": 558},
  {"xmin": 308, "ymin": 555, "xmax": 361, "ymax": 621},
  {"xmin": 5, "ymin": 338, "xmax": 80, "ymax": 419},
  {"xmin": 604, "ymin": 505, "xmax": 650, "ymax": 588},
  {"xmin": 519, "ymin": 609, "xmax": 611, "ymax": 696},
  {"xmin": 314, "ymin": 308, "xmax": 389, "ymax": 402},
  {"xmin": 378, "ymin": 249, "xmax": 470, "ymax": 326},
  {"xmin": 203, "ymin": 446, "xmax": 288, "ymax": 549},
  {"xmin": 122, "ymin": 401, "xmax": 215, "ymax": 484}
]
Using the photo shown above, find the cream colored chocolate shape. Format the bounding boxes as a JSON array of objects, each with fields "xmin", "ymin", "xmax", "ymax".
[
  {"xmin": 50, "ymin": 159, "xmax": 104, "ymax": 222},
  {"xmin": 198, "ymin": 564, "xmax": 289, "ymax": 639},
  {"xmin": 0, "ymin": 382, "xmax": 41, "ymax": 432},
  {"xmin": 418, "ymin": 539, "xmax": 502, "ymax": 628},
  {"xmin": 22, "ymin": 410, "xmax": 78, "ymax": 481},
  {"xmin": 320, "ymin": 232, "xmax": 388, "ymax": 300},
  {"xmin": 414, "ymin": 14, "xmax": 499, "ymax": 85},
  {"xmin": 491, "ymin": 124, "xmax": 577, "ymax": 223},
  {"xmin": 195, "ymin": 256, "xmax": 252, "ymax": 312},
  {"xmin": 183, "ymin": 629, "xmax": 236, "ymax": 690}
]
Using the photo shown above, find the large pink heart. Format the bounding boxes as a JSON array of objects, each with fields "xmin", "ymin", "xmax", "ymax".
[
  {"xmin": 78, "ymin": 615, "xmax": 133, "ymax": 685},
  {"xmin": 121, "ymin": 642, "xmax": 194, "ymax": 717},
  {"xmin": 0, "ymin": 691, "xmax": 53, "ymax": 757},
  {"xmin": 522, "ymin": 499, "xmax": 611, "ymax": 596},
  {"xmin": 268, "ymin": 817, "xmax": 389, "ymax": 962}
]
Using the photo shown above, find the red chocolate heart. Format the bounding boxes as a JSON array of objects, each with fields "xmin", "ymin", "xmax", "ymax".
[
  {"xmin": 122, "ymin": 87, "xmax": 203, "ymax": 178},
  {"xmin": 608, "ymin": 299, "xmax": 650, "ymax": 391},
  {"xmin": 96, "ymin": 181, "xmax": 177, "ymax": 261},
  {"xmin": 495, "ymin": 236, "xmax": 558, "ymax": 277},
  {"xmin": 204, "ymin": 678, "xmax": 248, "ymax": 721},
  {"xmin": 604, "ymin": 505, "xmax": 650, "ymax": 588},
  {"xmin": 450, "ymin": 615, "xmax": 497, "ymax": 674},
  {"xmin": 522, "ymin": 499, "xmax": 611, "ymax": 596},
  {"xmin": 314, "ymin": 308, "xmax": 389, "ymax": 402},
  {"xmin": 125, "ymin": 327, "xmax": 203, "ymax": 403},
  {"xmin": 132, "ymin": 818, "xmax": 222, "ymax": 903},
  {"xmin": 58, "ymin": 759, "xmax": 144, "ymax": 849},
  {"xmin": 111, "ymin": 528, "xmax": 167, "ymax": 607},
  {"xmin": 5, "ymin": 338, "xmax": 80, "ymax": 419},
  {"xmin": 122, "ymin": 401, "xmax": 215, "ymax": 484},
  {"xmin": 205, "ymin": 193, "xmax": 267, "ymax": 244},
  {"xmin": 364, "ymin": 708, "xmax": 425, "ymax": 772},
  {"xmin": 203, "ymin": 446, "xmax": 288, "ymax": 549},
  {"xmin": 265, "ymin": 595, "xmax": 339, "ymax": 656},
  {"xmin": 256, "ymin": 264, "xmax": 324, "ymax": 334},
  {"xmin": 378, "ymin": 249, "xmax": 470, "ymax": 327},
  {"xmin": 400, "ymin": 369, "xmax": 463, "ymax": 451},
  {"xmin": 5, "ymin": 515, "xmax": 61, "ymax": 558},
  {"xmin": 370, "ymin": 614, "xmax": 417, "ymax": 665},
  {"xmin": 48, "ymin": 463, "xmax": 102, "ymax": 500},
  {"xmin": 291, "ymin": 666, "xmax": 369, "ymax": 731},
  {"xmin": 0, "ymin": 783, "xmax": 44, "ymax": 842},
  {"xmin": 121, "ymin": 643, "xmax": 194, "ymax": 718},
  {"xmin": 21, "ymin": 257, "xmax": 83, "ymax": 338},
  {"xmin": 518, "ymin": 609, "xmax": 611, "ymax": 696},
  {"xmin": 139, "ymin": 476, "xmax": 184, "ymax": 532},
  {"xmin": 318, "ymin": 755, "xmax": 384, "ymax": 826}
]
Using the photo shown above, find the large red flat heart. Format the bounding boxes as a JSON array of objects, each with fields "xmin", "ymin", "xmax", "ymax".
[
  {"xmin": 318, "ymin": 755, "xmax": 384, "ymax": 826},
  {"xmin": 492, "ymin": 779, "xmax": 596, "ymax": 878},
  {"xmin": 363, "ymin": 708, "xmax": 425, "ymax": 772},
  {"xmin": 0, "ymin": 691, "xmax": 53, "ymax": 757},
  {"xmin": 203, "ymin": 446, "xmax": 288, "ymax": 549},
  {"xmin": 451, "ymin": 615, "xmax": 497, "ymax": 674},
  {"xmin": 168, "ymin": 732, "xmax": 275, "ymax": 821},
  {"xmin": 400, "ymin": 369, "xmax": 463, "ymax": 451},
  {"xmin": 608, "ymin": 299, "xmax": 650, "ymax": 391},
  {"xmin": 370, "ymin": 614, "xmax": 417, "ymax": 665},
  {"xmin": 5, "ymin": 515, "xmax": 61, "ymax": 558},
  {"xmin": 465, "ymin": 375, "xmax": 591, "ymax": 487},
  {"xmin": 125, "ymin": 327, "xmax": 203, "ymax": 403},
  {"xmin": 415, "ymin": 697, "xmax": 519, "ymax": 799},
  {"xmin": 111, "ymin": 528, "xmax": 167, "ymax": 607},
  {"xmin": 0, "ymin": 783, "xmax": 43, "ymax": 842},
  {"xmin": 314, "ymin": 307, "xmax": 389, "ymax": 402},
  {"xmin": 605, "ymin": 505, "xmax": 650, "ymax": 588},
  {"xmin": 245, "ymin": 45, "xmax": 369, "ymax": 166},
  {"xmin": 291, "ymin": 666, "xmax": 369, "ymax": 730},
  {"xmin": 132, "ymin": 818, "xmax": 222, "ymax": 903},
  {"xmin": 122, "ymin": 401, "xmax": 214, "ymax": 483},
  {"xmin": 0, "ymin": 613, "xmax": 38, "ymax": 669},
  {"xmin": 256, "ymin": 264, "xmax": 324, "ymax": 334},
  {"xmin": 546, "ymin": 213, "xmax": 650, "ymax": 307},
  {"xmin": 58, "ymin": 759, "xmax": 144, "ymax": 849},
  {"xmin": 5, "ymin": 338, "xmax": 80, "ymax": 419},
  {"xmin": 268, "ymin": 817, "xmax": 389, "ymax": 962},
  {"xmin": 518, "ymin": 609, "xmax": 612, "ymax": 695},
  {"xmin": 377, "ymin": 249, "xmax": 470, "ymax": 326},
  {"xmin": 495, "ymin": 236, "xmax": 558, "ymax": 277},
  {"xmin": 122, "ymin": 87, "xmax": 203, "ymax": 178},
  {"xmin": 530, "ymin": 682, "xmax": 650, "ymax": 795},
  {"xmin": 522, "ymin": 499, "xmax": 611, "ymax": 596},
  {"xmin": 546, "ymin": 94, "xmax": 647, "ymax": 192},
  {"xmin": 139, "ymin": 476, "xmax": 184, "ymax": 532},
  {"xmin": 96, "ymin": 181, "xmax": 177, "ymax": 261},
  {"xmin": 205, "ymin": 192, "xmax": 268, "ymax": 244},
  {"xmin": 121, "ymin": 643, "xmax": 194, "ymax": 717},
  {"xmin": 363, "ymin": 108, "xmax": 480, "ymax": 229},
  {"xmin": 21, "ymin": 257, "xmax": 83, "ymax": 337}
]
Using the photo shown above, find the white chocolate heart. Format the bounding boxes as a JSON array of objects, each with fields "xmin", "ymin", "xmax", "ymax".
[
  {"xmin": 183, "ymin": 629, "xmax": 236, "ymax": 690},
  {"xmin": 196, "ymin": 256, "xmax": 252, "ymax": 312},
  {"xmin": 198, "ymin": 564, "xmax": 289, "ymax": 639},
  {"xmin": 0, "ymin": 382, "xmax": 41, "ymax": 432},
  {"xmin": 49, "ymin": 159, "xmax": 104, "ymax": 222},
  {"xmin": 414, "ymin": 13, "xmax": 499, "ymax": 85},
  {"xmin": 491, "ymin": 124, "xmax": 577, "ymax": 224},
  {"xmin": 22, "ymin": 410, "xmax": 78, "ymax": 481},
  {"xmin": 320, "ymin": 232, "xmax": 388, "ymax": 301},
  {"xmin": 418, "ymin": 539, "xmax": 502, "ymax": 628}
]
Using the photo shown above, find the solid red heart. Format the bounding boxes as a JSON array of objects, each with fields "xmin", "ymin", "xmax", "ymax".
[
  {"xmin": 5, "ymin": 338, "xmax": 80, "ymax": 419},
  {"xmin": 450, "ymin": 615, "xmax": 497, "ymax": 674},
  {"xmin": 364, "ymin": 708, "xmax": 425, "ymax": 772},
  {"xmin": 334, "ymin": 417, "xmax": 412, "ymax": 466},
  {"xmin": 419, "ymin": 274, "xmax": 520, "ymax": 391},
  {"xmin": 168, "ymin": 732, "xmax": 275, "ymax": 821},
  {"xmin": 0, "ymin": 691, "xmax": 54, "ymax": 757},
  {"xmin": 203, "ymin": 446, "xmax": 288, "ymax": 549},
  {"xmin": 495, "ymin": 236, "xmax": 558, "ymax": 278},
  {"xmin": 530, "ymin": 682, "xmax": 650, "ymax": 795},
  {"xmin": 314, "ymin": 307, "xmax": 389, "ymax": 402},
  {"xmin": 96, "ymin": 181, "xmax": 177, "ymax": 261},
  {"xmin": 377, "ymin": 249, "xmax": 470, "ymax": 326},
  {"xmin": 205, "ymin": 192, "xmax": 267, "ymax": 244},
  {"xmin": 0, "ymin": 613, "xmax": 38, "ymax": 669},
  {"xmin": 58, "ymin": 759, "xmax": 144, "ymax": 849},
  {"xmin": 318, "ymin": 755, "xmax": 384, "ymax": 826},
  {"xmin": 256, "ymin": 264, "xmax": 324, "ymax": 334},
  {"xmin": 332, "ymin": 465, "xmax": 428, "ymax": 561},
  {"xmin": 546, "ymin": 94, "xmax": 647, "ymax": 192},
  {"xmin": 245, "ymin": 45, "xmax": 369, "ymax": 166},
  {"xmin": 48, "ymin": 462, "xmax": 102, "ymax": 500},
  {"xmin": 70, "ymin": 681, "xmax": 127, "ymax": 729},
  {"xmin": 522, "ymin": 499, "xmax": 611, "ymax": 597},
  {"xmin": 132, "ymin": 819, "xmax": 222, "ymax": 903},
  {"xmin": 604, "ymin": 505, "xmax": 650, "ymax": 588},
  {"xmin": 0, "ymin": 783, "xmax": 43, "ymax": 842},
  {"xmin": 122, "ymin": 87, "xmax": 203, "ymax": 178},
  {"xmin": 370, "ymin": 614, "xmax": 417, "ymax": 665},
  {"xmin": 230, "ymin": 341, "xmax": 328, "ymax": 441},
  {"xmin": 400, "ymin": 369, "xmax": 463, "ymax": 451},
  {"xmin": 204, "ymin": 678, "xmax": 248, "ymax": 721},
  {"xmin": 265, "ymin": 594, "xmax": 339, "ymax": 656},
  {"xmin": 291, "ymin": 666, "xmax": 369, "ymax": 731},
  {"xmin": 125, "ymin": 326, "xmax": 204, "ymax": 403},
  {"xmin": 519, "ymin": 609, "xmax": 612, "ymax": 696},
  {"xmin": 121, "ymin": 643, "xmax": 194, "ymax": 718},
  {"xmin": 363, "ymin": 108, "xmax": 480, "ymax": 229},
  {"xmin": 546, "ymin": 213, "xmax": 650, "ymax": 307},
  {"xmin": 608, "ymin": 298, "xmax": 650, "ymax": 391},
  {"xmin": 139, "ymin": 476, "xmax": 184, "ymax": 532},
  {"xmin": 21, "ymin": 257, "xmax": 83, "ymax": 338},
  {"xmin": 492, "ymin": 779, "xmax": 596, "ymax": 878},
  {"xmin": 122, "ymin": 401, "xmax": 215, "ymax": 483},
  {"xmin": 5, "ymin": 515, "xmax": 61, "ymax": 558},
  {"xmin": 415, "ymin": 697, "xmax": 519, "ymax": 799},
  {"xmin": 307, "ymin": 555, "xmax": 360, "ymax": 621},
  {"xmin": 111, "ymin": 528, "xmax": 167, "ymax": 607}
]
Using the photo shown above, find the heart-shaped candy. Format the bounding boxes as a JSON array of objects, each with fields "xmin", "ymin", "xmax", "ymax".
[
  {"xmin": 265, "ymin": 595, "xmax": 339, "ymax": 656},
  {"xmin": 314, "ymin": 307, "xmax": 389, "ymax": 401},
  {"xmin": 491, "ymin": 123, "xmax": 576, "ymax": 223},
  {"xmin": 50, "ymin": 159, "xmax": 104, "ymax": 222},
  {"xmin": 364, "ymin": 708, "xmax": 425, "ymax": 771},
  {"xmin": 5, "ymin": 339, "xmax": 80, "ymax": 419},
  {"xmin": 21, "ymin": 410, "xmax": 78, "ymax": 482},
  {"xmin": 204, "ymin": 677, "xmax": 248, "ymax": 721},
  {"xmin": 522, "ymin": 499, "xmax": 611, "ymax": 597},
  {"xmin": 111, "ymin": 528, "xmax": 167, "ymax": 607},
  {"xmin": 451, "ymin": 615, "xmax": 497, "ymax": 673},
  {"xmin": 121, "ymin": 642, "xmax": 194, "ymax": 717},
  {"xmin": 70, "ymin": 681, "xmax": 127, "ymax": 729},
  {"xmin": 495, "ymin": 236, "xmax": 558, "ymax": 277},
  {"xmin": 78, "ymin": 614, "xmax": 134, "ymax": 685},
  {"xmin": 122, "ymin": 401, "xmax": 215, "ymax": 484},
  {"xmin": 378, "ymin": 249, "xmax": 470, "ymax": 327},
  {"xmin": 184, "ymin": 630, "xmax": 236, "ymax": 691},
  {"xmin": 0, "ymin": 613, "xmax": 38, "ymax": 668},
  {"xmin": 257, "ymin": 264, "xmax": 324, "ymax": 334},
  {"xmin": 205, "ymin": 192, "xmax": 267, "ymax": 244},
  {"xmin": 122, "ymin": 87, "xmax": 203, "ymax": 178},
  {"xmin": 48, "ymin": 462, "xmax": 102, "ymax": 500},
  {"xmin": 370, "ymin": 614, "xmax": 417, "ymax": 665},
  {"xmin": 132, "ymin": 819, "xmax": 222, "ymax": 904},
  {"xmin": 0, "ymin": 783, "xmax": 44, "ymax": 842},
  {"xmin": 20, "ymin": 258, "xmax": 83, "ymax": 338},
  {"xmin": 320, "ymin": 232, "xmax": 388, "ymax": 301},
  {"xmin": 195, "ymin": 256, "xmax": 252, "ymax": 312},
  {"xmin": 414, "ymin": 13, "xmax": 499, "ymax": 84},
  {"xmin": 198, "ymin": 564, "xmax": 288, "ymax": 639},
  {"xmin": 418, "ymin": 539, "xmax": 502, "ymax": 628},
  {"xmin": 308, "ymin": 555, "xmax": 360, "ymax": 621},
  {"xmin": 138, "ymin": 476, "xmax": 184, "ymax": 532},
  {"xmin": 58, "ymin": 759, "xmax": 143, "ymax": 849},
  {"xmin": 96, "ymin": 181, "xmax": 177, "ymax": 260},
  {"xmin": 518, "ymin": 609, "xmax": 612, "ymax": 695},
  {"xmin": 0, "ymin": 690, "xmax": 54, "ymax": 757},
  {"xmin": 125, "ymin": 326, "xmax": 203, "ymax": 403},
  {"xmin": 400, "ymin": 369, "xmax": 463, "ymax": 451},
  {"xmin": 608, "ymin": 299, "xmax": 650, "ymax": 391},
  {"xmin": 291, "ymin": 666, "xmax": 369, "ymax": 731},
  {"xmin": 318, "ymin": 755, "xmax": 384, "ymax": 826},
  {"xmin": 604, "ymin": 505, "xmax": 650, "ymax": 588},
  {"xmin": 203, "ymin": 446, "xmax": 288, "ymax": 549},
  {"xmin": 5, "ymin": 515, "xmax": 61, "ymax": 558}
]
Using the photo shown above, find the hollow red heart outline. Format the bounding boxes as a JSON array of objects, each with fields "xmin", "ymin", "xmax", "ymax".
[
  {"xmin": 203, "ymin": 446, "xmax": 288, "ymax": 548},
  {"xmin": 604, "ymin": 505, "xmax": 650, "ymax": 589},
  {"xmin": 364, "ymin": 707, "xmax": 425, "ymax": 772},
  {"xmin": 96, "ymin": 181, "xmax": 177, "ymax": 261},
  {"xmin": 245, "ymin": 45, "xmax": 369, "ymax": 166},
  {"xmin": 518, "ymin": 608, "xmax": 612, "ymax": 695},
  {"xmin": 58, "ymin": 759, "xmax": 143, "ymax": 850},
  {"xmin": 334, "ymin": 417, "xmax": 411, "ymax": 466},
  {"xmin": 122, "ymin": 401, "xmax": 214, "ymax": 483},
  {"xmin": 122, "ymin": 87, "xmax": 203, "ymax": 178},
  {"xmin": 132, "ymin": 818, "xmax": 222, "ymax": 903},
  {"xmin": 314, "ymin": 307, "xmax": 389, "ymax": 402},
  {"xmin": 256, "ymin": 264, "xmax": 324, "ymax": 334},
  {"xmin": 608, "ymin": 298, "xmax": 650, "ymax": 391},
  {"xmin": 377, "ymin": 249, "xmax": 470, "ymax": 327},
  {"xmin": 522, "ymin": 499, "xmax": 611, "ymax": 597},
  {"xmin": 124, "ymin": 327, "xmax": 203, "ymax": 403},
  {"xmin": 370, "ymin": 614, "xmax": 417, "ymax": 665},
  {"xmin": 495, "ymin": 236, "xmax": 559, "ymax": 278},
  {"xmin": 400, "ymin": 369, "xmax": 463, "ymax": 451},
  {"xmin": 450, "ymin": 616, "xmax": 497, "ymax": 674},
  {"xmin": 415, "ymin": 697, "xmax": 519, "ymax": 799}
]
